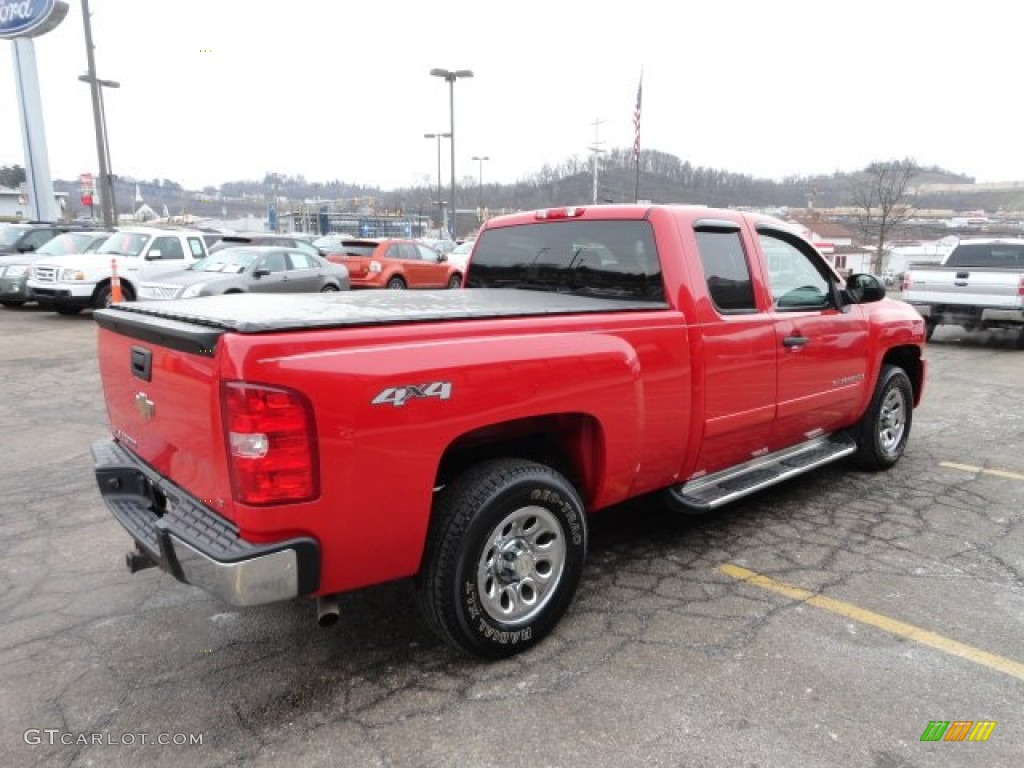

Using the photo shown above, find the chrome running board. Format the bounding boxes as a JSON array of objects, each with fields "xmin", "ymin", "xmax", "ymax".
[{"xmin": 667, "ymin": 433, "xmax": 857, "ymax": 512}]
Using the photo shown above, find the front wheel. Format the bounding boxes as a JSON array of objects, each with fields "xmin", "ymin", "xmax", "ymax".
[
  {"xmin": 416, "ymin": 459, "xmax": 588, "ymax": 658},
  {"xmin": 853, "ymin": 365, "xmax": 913, "ymax": 470},
  {"xmin": 319, "ymin": 283, "xmax": 339, "ymax": 292},
  {"xmin": 447, "ymin": 273, "xmax": 462, "ymax": 289},
  {"xmin": 1, "ymin": 300, "xmax": 25, "ymax": 308},
  {"xmin": 386, "ymin": 277, "xmax": 406, "ymax": 290}
]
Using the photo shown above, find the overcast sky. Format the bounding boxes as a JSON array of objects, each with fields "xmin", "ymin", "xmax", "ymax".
[{"xmin": 0, "ymin": 0, "xmax": 1017, "ymax": 193}]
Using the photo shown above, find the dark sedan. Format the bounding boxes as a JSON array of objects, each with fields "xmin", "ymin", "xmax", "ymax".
[{"xmin": 135, "ymin": 246, "xmax": 349, "ymax": 300}]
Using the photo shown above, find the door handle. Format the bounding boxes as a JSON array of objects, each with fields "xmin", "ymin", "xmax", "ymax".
[{"xmin": 783, "ymin": 335, "xmax": 809, "ymax": 348}]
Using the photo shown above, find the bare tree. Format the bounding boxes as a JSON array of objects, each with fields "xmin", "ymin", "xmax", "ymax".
[{"xmin": 849, "ymin": 158, "xmax": 919, "ymax": 274}]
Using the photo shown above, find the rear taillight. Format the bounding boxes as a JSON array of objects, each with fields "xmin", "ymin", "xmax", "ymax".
[
  {"xmin": 901, "ymin": 272, "xmax": 911, "ymax": 292},
  {"xmin": 222, "ymin": 382, "xmax": 318, "ymax": 505},
  {"xmin": 1018, "ymin": 275, "xmax": 1024, "ymax": 297}
]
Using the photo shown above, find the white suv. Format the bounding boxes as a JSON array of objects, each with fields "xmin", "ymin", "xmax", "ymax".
[{"xmin": 28, "ymin": 227, "xmax": 211, "ymax": 314}]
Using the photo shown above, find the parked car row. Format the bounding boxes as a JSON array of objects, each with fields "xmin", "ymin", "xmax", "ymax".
[{"xmin": 0, "ymin": 222, "xmax": 478, "ymax": 314}]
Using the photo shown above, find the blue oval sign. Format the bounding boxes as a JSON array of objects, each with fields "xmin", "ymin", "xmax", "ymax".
[{"xmin": 0, "ymin": 0, "xmax": 65, "ymax": 39}]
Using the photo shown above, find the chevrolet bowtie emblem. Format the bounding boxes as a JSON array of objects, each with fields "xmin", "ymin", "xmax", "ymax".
[{"xmin": 134, "ymin": 392, "xmax": 155, "ymax": 420}]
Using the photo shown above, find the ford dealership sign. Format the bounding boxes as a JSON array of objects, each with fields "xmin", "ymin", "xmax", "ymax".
[{"xmin": 0, "ymin": 0, "xmax": 68, "ymax": 39}]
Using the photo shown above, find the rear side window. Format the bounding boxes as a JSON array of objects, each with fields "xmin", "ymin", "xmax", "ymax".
[
  {"xmin": 694, "ymin": 230, "xmax": 756, "ymax": 312},
  {"xmin": 946, "ymin": 243, "xmax": 1024, "ymax": 268},
  {"xmin": 187, "ymin": 237, "xmax": 205, "ymax": 257},
  {"xmin": 467, "ymin": 220, "xmax": 664, "ymax": 301}
]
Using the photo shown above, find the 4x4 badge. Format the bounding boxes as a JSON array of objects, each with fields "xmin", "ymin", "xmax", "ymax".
[
  {"xmin": 371, "ymin": 381, "xmax": 452, "ymax": 407},
  {"xmin": 134, "ymin": 392, "xmax": 155, "ymax": 420}
]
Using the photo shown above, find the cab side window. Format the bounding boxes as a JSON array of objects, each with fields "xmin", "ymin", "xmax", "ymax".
[
  {"xmin": 148, "ymin": 236, "xmax": 184, "ymax": 260},
  {"xmin": 759, "ymin": 232, "xmax": 831, "ymax": 310},
  {"xmin": 694, "ymin": 230, "xmax": 756, "ymax": 313}
]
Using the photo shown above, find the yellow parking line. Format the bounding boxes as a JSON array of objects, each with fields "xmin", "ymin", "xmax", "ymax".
[
  {"xmin": 940, "ymin": 461, "xmax": 1024, "ymax": 482},
  {"xmin": 719, "ymin": 564, "xmax": 1024, "ymax": 682}
]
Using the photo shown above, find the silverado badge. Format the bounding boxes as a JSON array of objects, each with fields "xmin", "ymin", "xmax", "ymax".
[{"xmin": 133, "ymin": 392, "xmax": 155, "ymax": 420}]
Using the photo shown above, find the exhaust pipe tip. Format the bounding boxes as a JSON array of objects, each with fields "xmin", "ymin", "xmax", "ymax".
[{"xmin": 316, "ymin": 595, "xmax": 340, "ymax": 628}]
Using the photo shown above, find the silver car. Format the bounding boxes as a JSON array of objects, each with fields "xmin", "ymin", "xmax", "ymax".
[{"xmin": 136, "ymin": 246, "xmax": 349, "ymax": 300}]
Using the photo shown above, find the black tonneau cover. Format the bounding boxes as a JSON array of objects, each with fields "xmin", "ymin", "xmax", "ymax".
[{"xmin": 93, "ymin": 289, "xmax": 668, "ymax": 356}]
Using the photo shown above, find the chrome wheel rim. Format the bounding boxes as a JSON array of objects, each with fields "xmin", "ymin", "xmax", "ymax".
[
  {"xmin": 477, "ymin": 505, "xmax": 566, "ymax": 626},
  {"xmin": 878, "ymin": 385, "xmax": 907, "ymax": 455}
]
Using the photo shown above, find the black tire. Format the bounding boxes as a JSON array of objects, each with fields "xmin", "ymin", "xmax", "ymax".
[
  {"xmin": 853, "ymin": 365, "xmax": 913, "ymax": 470},
  {"xmin": 386, "ymin": 277, "xmax": 406, "ymax": 290},
  {"xmin": 924, "ymin": 318, "xmax": 937, "ymax": 341},
  {"xmin": 93, "ymin": 281, "xmax": 133, "ymax": 309},
  {"xmin": 55, "ymin": 305, "xmax": 83, "ymax": 316},
  {"xmin": 1016, "ymin": 327, "xmax": 1024, "ymax": 350},
  {"xmin": 416, "ymin": 459, "xmax": 588, "ymax": 659},
  {"xmin": 447, "ymin": 274, "xmax": 462, "ymax": 289},
  {"xmin": 1, "ymin": 300, "xmax": 25, "ymax": 308},
  {"xmin": 319, "ymin": 283, "xmax": 339, "ymax": 292}
]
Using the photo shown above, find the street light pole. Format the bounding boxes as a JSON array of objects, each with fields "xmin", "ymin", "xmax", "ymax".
[
  {"xmin": 424, "ymin": 132, "xmax": 450, "ymax": 235},
  {"xmin": 472, "ymin": 155, "xmax": 489, "ymax": 224},
  {"xmin": 430, "ymin": 68, "xmax": 473, "ymax": 240}
]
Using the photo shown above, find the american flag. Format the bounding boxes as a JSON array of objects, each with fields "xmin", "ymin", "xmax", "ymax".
[{"xmin": 633, "ymin": 74, "xmax": 643, "ymax": 158}]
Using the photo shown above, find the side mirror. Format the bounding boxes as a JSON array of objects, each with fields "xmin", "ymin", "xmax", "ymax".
[
  {"xmin": 145, "ymin": 249, "xmax": 162, "ymax": 260},
  {"xmin": 253, "ymin": 268, "xmax": 270, "ymax": 278},
  {"xmin": 845, "ymin": 273, "xmax": 886, "ymax": 303},
  {"xmin": 438, "ymin": 253, "xmax": 447, "ymax": 263}
]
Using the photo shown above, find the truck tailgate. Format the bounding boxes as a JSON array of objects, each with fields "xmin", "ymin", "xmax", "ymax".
[
  {"xmin": 906, "ymin": 267, "xmax": 1024, "ymax": 308},
  {"xmin": 95, "ymin": 314, "xmax": 231, "ymax": 515}
]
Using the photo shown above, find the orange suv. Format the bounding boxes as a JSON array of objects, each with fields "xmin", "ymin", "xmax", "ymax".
[{"xmin": 324, "ymin": 238, "xmax": 462, "ymax": 289}]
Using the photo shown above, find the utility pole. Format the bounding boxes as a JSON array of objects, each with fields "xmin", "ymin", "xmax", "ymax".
[
  {"xmin": 80, "ymin": 0, "xmax": 117, "ymax": 228},
  {"xmin": 589, "ymin": 118, "xmax": 605, "ymax": 204}
]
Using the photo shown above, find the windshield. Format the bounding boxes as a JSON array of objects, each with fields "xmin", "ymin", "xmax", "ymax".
[
  {"xmin": 36, "ymin": 233, "xmax": 102, "ymax": 256},
  {"xmin": 97, "ymin": 232, "xmax": 149, "ymax": 257},
  {"xmin": 188, "ymin": 250, "xmax": 258, "ymax": 273},
  {"xmin": 466, "ymin": 220, "xmax": 665, "ymax": 301},
  {"xmin": 0, "ymin": 226, "xmax": 29, "ymax": 247}
]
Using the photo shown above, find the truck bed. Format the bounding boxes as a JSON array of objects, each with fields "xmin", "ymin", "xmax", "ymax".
[{"xmin": 94, "ymin": 289, "xmax": 669, "ymax": 355}]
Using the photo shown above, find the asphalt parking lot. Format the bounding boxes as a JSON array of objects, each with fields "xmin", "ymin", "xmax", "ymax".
[{"xmin": 1, "ymin": 306, "xmax": 1022, "ymax": 768}]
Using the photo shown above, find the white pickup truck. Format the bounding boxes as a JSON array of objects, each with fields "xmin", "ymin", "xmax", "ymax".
[
  {"xmin": 902, "ymin": 238, "xmax": 1024, "ymax": 347},
  {"xmin": 27, "ymin": 226, "xmax": 212, "ymax": 314}
]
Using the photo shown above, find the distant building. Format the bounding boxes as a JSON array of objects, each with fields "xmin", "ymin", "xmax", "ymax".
[{"xmin": 0, "ymin": 187, "xmax": 69, "ymax": 220}]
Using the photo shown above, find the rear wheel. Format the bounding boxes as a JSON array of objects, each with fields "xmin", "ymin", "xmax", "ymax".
[
  {"xmin": 416, "ymin": 459, "xmax": 588, "ymax": 658},
  {"xmin": 1, "ymin": 300, "xmax": 24, "ymax": 308},
  {"xmin": 55, "ymin": 305, "xmax": 83, "ymax": 316},
  {"xmin": 447, "ymin": 274, "xmax": 462, "ymax": 289},
  {"xmin": 93, "ymin": 281, "xmax": 133, "ymax": 309},
  {"xmin": 924, "ymin": 318, "xmax": 937, "ymax": 341},
  {"xmin": 320, "ymin": 283, "xmax": 339, "ymax": 292},
  {"xmin": 386, "ymin": 277, "xmax": 406, "ymax": 290},
  {"xmin": 853, "ymin": 365, "xmax": 913, "ymax": 470}
]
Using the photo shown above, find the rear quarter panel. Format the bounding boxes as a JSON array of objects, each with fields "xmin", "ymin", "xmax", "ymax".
[{"xmin": 220, "ymin": 311, "xmax": 691, "ymax": 593}]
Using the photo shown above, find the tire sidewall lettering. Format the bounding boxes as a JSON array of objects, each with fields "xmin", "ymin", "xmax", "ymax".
[{"xmin": 455, "ymin": 476, "xmax": 585, "ymax": 650}]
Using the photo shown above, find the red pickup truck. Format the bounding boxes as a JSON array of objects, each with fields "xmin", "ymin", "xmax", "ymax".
[{"xmin": 91, "ymin": 205, "xmax": 926, "ymax": 658}]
